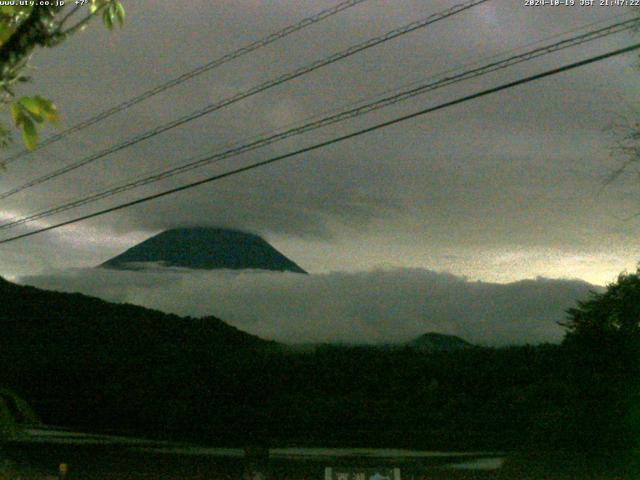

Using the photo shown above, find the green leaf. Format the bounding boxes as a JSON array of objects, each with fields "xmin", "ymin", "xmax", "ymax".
[
  {"xmin": 34, "ymin": 96, "xmax": 55, "ymax": 113},
  {"xmin": 21, "ymin": 117, "xmax": 37, "ymax": 151},
  {"xmin": 115, "ymin": 2, "xmax": 125, "ymax": 26},
  {"xmin": 34, "ymin": 96, "xmax": 59, "ymax": 124},
  {"xmin": 0, "ymin": 6, "xmax": 20, "ymax": 15},
  {"xmin": 18, "ymin": 96, "xmax": 44, "ymax": 123},
  {"xmin": 10, "ymin": 103, "xmax": 22, "ymax": 126},
  {"xmin": 102, "ymin": 7, "xmax": 113, "ymax": 30},
  {"xmin": 33, "ymin": 95, "xmax": 52, "ymax": 111},
  {"xmin": 0, "ymin": 23, "xmax": 14, "ymax": 45}
]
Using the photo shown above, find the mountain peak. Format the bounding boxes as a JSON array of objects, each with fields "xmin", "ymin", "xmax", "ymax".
[{"xmin": 100, "ymin": 227, "xmax": 307, "ymax": 273}]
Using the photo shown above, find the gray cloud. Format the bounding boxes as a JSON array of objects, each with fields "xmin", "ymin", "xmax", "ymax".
[{"xmin": 20, "ymin": 267, "xmax": 595, "ymax": 346}]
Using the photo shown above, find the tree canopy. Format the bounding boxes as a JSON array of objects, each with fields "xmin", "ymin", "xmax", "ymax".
[
  {"xmin": 0, "ymin": 1, "xmax": 124, "ymax": 152},
  {"xmin": 559, "ymin": 268, "xmax": 640, "ymax": 455},
  {"xmin": 563, "ymin": 268, "xmax": 640, "ymax": 340}
]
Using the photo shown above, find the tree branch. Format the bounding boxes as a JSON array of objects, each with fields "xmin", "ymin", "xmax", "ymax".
[
  {"xmin": 59, "ymin": 10, "xmax": 102, "ymax": 38},
  {"xmin": 0, "ymin": 6, "xmax": 64, "ymax": 83},
  {"xmin": 58, "ymin": 4, "xmax": 83, "ymax": 29}
]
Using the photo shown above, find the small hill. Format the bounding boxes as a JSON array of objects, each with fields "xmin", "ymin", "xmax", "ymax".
[
  {"xmin": 407, "ymin": 332, "xmax": 474, "ymax": 352},
  {"xmin": 100, "ymin": 227, "xmax": 307, "ymax": 273}
]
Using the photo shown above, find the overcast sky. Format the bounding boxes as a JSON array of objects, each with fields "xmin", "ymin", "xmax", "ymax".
[{"xmin": 1, "ymin": 0, "xmax": 639, "ymax": 336}]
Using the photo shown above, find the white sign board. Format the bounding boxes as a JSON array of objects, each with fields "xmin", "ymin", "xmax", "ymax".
[{"xmin": 325, "ymin": 467, "xmax": 401, "ymax": 480}]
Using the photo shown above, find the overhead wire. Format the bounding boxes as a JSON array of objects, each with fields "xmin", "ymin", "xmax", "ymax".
[
  {"xmin": 0, "ymin": 16, "xmax": 637, "ymax": 232},
  {"xmin": 0, "ymin": 0, "xmax": 491, "ymax": 200},
  {"xmin": 1, "ymin": 0, "xmax": 371, "ymax": 165},
  {"xmin": 1, "ymin": 41, "xmax": 638, "ymax": 244}
]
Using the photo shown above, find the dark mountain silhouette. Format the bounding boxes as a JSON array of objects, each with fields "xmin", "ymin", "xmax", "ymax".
[
  {"xmin": 0, "ymin": 279, "xmax": 616, "ymax": 454},
  {"xmin": 0, "ymin": 275, "xmax": 271, "ymax": 352},
  {"xmin": 407, "ymin": 332, "xmax": 474, "ymax": 352},
  {"xmin": 99, "ymin": 227, "xmax": 307, "ymax": 273},
  {"xmin": 0, "ymin": 276, "xmax": 277, "ymax": 436}
]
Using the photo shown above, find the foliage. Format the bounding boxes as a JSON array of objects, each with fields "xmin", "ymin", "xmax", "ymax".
[
  {"xmin": 564, "ymin": 268, "xmax": 640, "ymax": 336},
  {"xmin": 0, "ymin": 1, "xmax": 124, "ymax": 152},
  {"xmin": 555, "ymin": 269, "xmax": 640, "ymax": 454},
  {"xmin": 10, "ymin": 95, "xmax": 58, "ymax": 150}
]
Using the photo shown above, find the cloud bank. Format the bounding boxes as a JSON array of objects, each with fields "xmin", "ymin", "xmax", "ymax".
[{"xmin": 20, "ymin": 267, "xmax": 596, "ymax": 346}]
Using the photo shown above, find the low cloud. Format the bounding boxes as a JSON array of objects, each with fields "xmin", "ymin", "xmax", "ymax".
[{"xmin": 19, "ymin": 267, "xmax": 596, "ymax": 346}]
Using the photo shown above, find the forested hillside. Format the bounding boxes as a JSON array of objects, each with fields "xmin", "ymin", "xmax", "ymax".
[{"xmin": 0, "ymin": 276, "xmax": 636, "ymax": 456}]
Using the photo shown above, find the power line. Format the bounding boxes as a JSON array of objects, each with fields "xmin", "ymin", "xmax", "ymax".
[
  {"xmin": 2, "ymin": 0, "xmax": 370, "ymax": 165},
  {"xmin": 0, "ymin": 0, "xmax": 490, "ymax": 200},
  {"xmin": 1, "ymin": 41, "xmax": 638, "ymax": 245},
  {"xmin": 1, "ymin": 17, "xmax": 636, "ymax": 231}
]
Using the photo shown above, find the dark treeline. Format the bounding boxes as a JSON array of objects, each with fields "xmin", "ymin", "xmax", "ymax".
[{"xmin": 0, "ymin": 275, "xmax": 637, "ymax": 458}]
